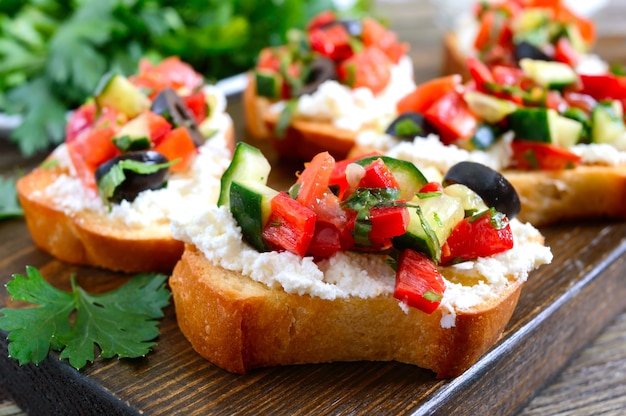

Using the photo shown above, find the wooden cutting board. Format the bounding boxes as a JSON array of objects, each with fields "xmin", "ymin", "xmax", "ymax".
[{"xmin": 1, "ymin": 92, "xmax": 626, "ymax": 415}]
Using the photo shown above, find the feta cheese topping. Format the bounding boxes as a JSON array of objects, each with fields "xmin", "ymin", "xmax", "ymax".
[{"xmin": 170, "ymin": 204, "xmax": 552, "ymax": 328}]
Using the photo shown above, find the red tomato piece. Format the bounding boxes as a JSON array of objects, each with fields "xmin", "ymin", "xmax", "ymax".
[
  {"xmin": 563, "ymin": 91, "xmax": 596, "ymax": 113},
  {"xmin": 510, "ymin": 140, "xmax": 582, "ymax": 170},
  {"xmin": 424, "ymin": 90, "xmax": 479, "ymax": 145},
  {"xmin": 306, "ymin": 220, "xmax": 342, "ymax": 260},
  {"xmin": 554, "ymin": 36, "xmax": 580, "ymax": 67},
  {"xmin": 133, "ymin": 57, "xmax": 203, "ymax": 96},
  {"xmin": 65, "ymin": 103, "xmax": 96, "ymax": 143},
  {"xmin": 358, "ymin": 158, "xmax": 399, "ymax": 189},
  {"xmin": 262, "ymin": 192, "xmax": 316, "ymax": 257},
  {"xmin": 361, "ymin": 17, "xmax": 408, "ymax": 64},
  {"xmin": 182, "ymin": 92, "xmax": 207, "ymax": 125},
  {"xmin": 67, "ymin": 126, "xmax": 120, "ymax": 189},
  {"xmin": 154, "ymin": 127, "xmax": 197, "ymax": 173},
  {"xmin": 396, "ymin": 75, "xmax": 462, "ymax": 114},
  {"xmin": 419, "ymin": 182, "xmax": 443, "ymax": 194},
  {"xmin": 328, "ymin": 152, "xmax": 380, "ymax": 199},
  {"xmin": 394, "ymin": 249, "xmax": 446, "ymax": 314},
  {"xmin": 338, "ymin": 47, "xmax": 391, "ymax": 95},
  {"xmin": 369, "ymin": 206, "xmax": 409, "ymax": 241},
  {"xmin": 440, "ymin": 209, "xmax": 514, "ymax": 265},
  {"xmin": 473, "ymin": 9, "xmax": 496, "ymax": 52},
  {"xmin": 466, "ymin": 56, "xmax": 495, "ymax": 91},
  {"xmin": 143, "ymin": 111, "xmax": 172, "ymax": 146},
  {"xmin": 309, "ymin": 24, "xmax": 353, "ymax": 61},
  {"xmin": 307, "ymin": 10, "xmax": 337, "ymax": 32}
]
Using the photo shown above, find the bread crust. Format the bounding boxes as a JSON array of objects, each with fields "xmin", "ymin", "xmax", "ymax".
[
  {"xmin": 16, "ymin": 126, "xmax": 235, "ymax": 273},
  {"xmin": 170, "ymin": 244, "xmax": 525, "ymax": 378},
  {"xmin": 243, "ymin": 72, "xmax": 368, "ymax": 161},
  {"xmin": 441, "ymin": 32, "xmax": 471, "ymax": 81}
]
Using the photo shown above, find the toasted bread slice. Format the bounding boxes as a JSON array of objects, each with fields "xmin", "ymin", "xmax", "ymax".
[
  {"xmin": 17, "ymin": 125, "xmax": 234, "ymax": 273},
  {"xmin": 169, "ymin": 205, "xmax": 551, "ymax": 378}
]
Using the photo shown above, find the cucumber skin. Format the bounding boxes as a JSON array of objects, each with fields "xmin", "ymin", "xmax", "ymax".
[
  {"xmin": 508, "ymin": 107, "xmax": 552, "ymax": 143},
  {"xmin": 230, "ymin": 181, "xmax": 270, "ymax": 252},
  {"xmin": 218, "ymin": 142, "xmax": 271, "ymax": 207}
]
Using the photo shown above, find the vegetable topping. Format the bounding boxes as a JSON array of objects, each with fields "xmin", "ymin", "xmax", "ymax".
[
  {"xmin": 221, "ymin": 143, "xmax": 518, "ymax": 314},
  {"xmin": 64, "ymin": 57, "xmax": 217, "ymax": 203}
]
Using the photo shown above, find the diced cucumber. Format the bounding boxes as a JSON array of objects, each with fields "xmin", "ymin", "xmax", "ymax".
[
  {"xmin": 469, "ymin": 124, "xmax": 501, "ymax": 150},
  {"xmin": 218, "ymin": 142, "xmax": 272, "ymax": 207},
  {"xmin": 508, "ymin": 107, "xmax": 581, "ymax": 147},
  {"xmin": 94, "ymin": 73, "xmax": 151, "ymax": 118},
  {"xmin": 255, "ymin": 70, "xmax": 282, "ymax": 99},
  {"xmin": 112, "ymin": 113, "xmax": 152, "ymax": 152},
  {"xmin": 443, "ymin": 184, "xmax": 488, "ymax": 216},
  {"xmin": 511, "ymin": 8, "xmax": 550, "ymax": 34},
  {"xmin": 355, "ymin": 156, "xmax": 428, "ymax": 201},
  {"xmin": 562, "ymin": 23, "xmax": 587, "ymax": 53},
  {"xmin": 591, "ymin": 101, "xmax": 626, "ymax": 145},
  {"xmin": 464, "ymin": 91, "xmax": 517, "ymax": 124},
  {"xmin": 230, "ymin": 180, "xmax": 278, "ymax": 252},
  {"xmin": 519, "ymin": 58, "xmax": 578, "ymax": 89},
  {"xmin": 393, "ymin": 193, "xmax": 464, "ymax": 263}
]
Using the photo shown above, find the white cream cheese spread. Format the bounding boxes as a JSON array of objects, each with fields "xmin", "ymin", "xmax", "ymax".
[{"xmin": 170, "ymin": 204, "xmax": 552, "ymax": 328}]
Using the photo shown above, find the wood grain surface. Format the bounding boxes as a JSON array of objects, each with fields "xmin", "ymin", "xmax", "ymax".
[{"xmin": 2, "ymin": 1, "xmax": 626, "ymax": 415}]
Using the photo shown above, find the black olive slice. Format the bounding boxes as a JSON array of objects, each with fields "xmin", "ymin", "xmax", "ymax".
[
  {"xmin": 151, "ymin": 87, "xmax": 205, "ymax": 147},
  {"xmin": 299, "ymin": 57, "xmax": 337, "ymax": 96},
  {"xmin": 385, "ymin": 111, "xmax": 438, "ymax": 140},
  {"xmin": 95, "ymin": 151, "xmax": 170, "ymax": 204},
  {"xmin": 443, "ymin": 161, "xmax": 521, "ymax": 219},
  {"xmin": 514, "ymin": 40, "xmax": 552, "ymax": 63}
]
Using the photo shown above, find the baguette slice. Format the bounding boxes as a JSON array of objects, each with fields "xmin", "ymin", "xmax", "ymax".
[
  {"xmin": 17, "ymin": 125, "xmax": 234, "ymax": 273},
  {"xmin": 169, "ymin": 204, "xmax": 551, "ymax": 377},
  {"xmin": 349, "ymin": 142, "xmax": 626, "ymax": 227},
  {"xmin": 441, "ymin": 32, "xmax": 471, "ymax": 81},
  {"xmin": 243, "ymin": 73, "xmax": 368, "ymax": 161}
]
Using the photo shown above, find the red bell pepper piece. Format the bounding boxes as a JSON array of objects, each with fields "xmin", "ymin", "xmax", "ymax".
[
  {"xmin": 154, "ymin": 126, "xmax": 197, "ymax": 173},
  {"xmin": 510, "ymin": 140, "xmax": 582, "ymax": 170},
  {"xmin": 309, "ymin": 23, "xmax": 353, "ymax": 61},
  {"xmin": 396, "ymin": 75, "xmax": 461, "ymax": 114},
  {"xmin": 262, "ymin": 192, "xmax": 316, "ymax": 257},
  {"xmin": 440, "ymin": 209, "xmax": 514, "ymax": 265},
  {"xmin": 418, "ymin": 182, "xmax": 443, "ymax": 194},
  {"xmin": 182, "ymin": 92, "xmax": 207, "ymax": 125},
  {"xmin": 578, "ymin": 73, "xmax": 626, "ymax": 101},
  {"xmin": 368, "ymin": 206, "xmax": 409, "ymax": 241},
  {"xmin": 394, "ymin": 249, "xmax": 446, "ymax": 314},
  {"xmin": 306, "ymin": 220, "xmax": 342, "ymax": 260},
  {"xmin": 328, "ymin": 152, "xmax": 380, "ymax": 199},
  {"xmin": 358, "ymin": 158, "xmax": 399, "ymax": 189},
  {"xmin": 554, "ymin": 36, "xmax": 580, "ymax": 67},
  {"xmin": 466, "ymin": 56, "xmax": 495, "ymax": 91},
  {"xmin": 424, "ymin": 90, "xmax": 479, "ymax": 145}
]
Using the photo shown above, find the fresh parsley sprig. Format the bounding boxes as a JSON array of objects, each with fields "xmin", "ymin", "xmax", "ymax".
[
  {"xmin": 0, "ymin": 176, "xmax": 23, "ymax": 220},
  {"xmin": 0, "ymin": 266, "xmax": 171, "ymax": 370}
]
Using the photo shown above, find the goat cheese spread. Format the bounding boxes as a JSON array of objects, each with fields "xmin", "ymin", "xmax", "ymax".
[
  {"xmin": 170, "ymin": 205, "xmax": 552, "ymax": 328},
  {"xmin": 36, "ymin": 87, "xmax": 233, "ymax": 228},
  {"xmin": 270, "ymin": 56, "xmax": 415, "ymax": 132}
]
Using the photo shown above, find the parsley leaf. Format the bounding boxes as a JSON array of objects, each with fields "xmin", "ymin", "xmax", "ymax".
[
  {"xmin": 0, "ymin": 176, "xmax": 23, "ymax": 220},
  {"xmin": 0, "ymin": 266, "xmax": 171, "ymax": 370}
]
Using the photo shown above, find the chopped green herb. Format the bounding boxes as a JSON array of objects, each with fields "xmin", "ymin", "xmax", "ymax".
[
  {"xmin": 275, "ymin": 99, "xmax": 298, "ymax": 139},
  {"xmin": 97, "ymin": 159, "xmax": 174, "ymax": 202},
  {"xmin": 0, "ymin": 176, "xmax": 23, "ymax": 220}
]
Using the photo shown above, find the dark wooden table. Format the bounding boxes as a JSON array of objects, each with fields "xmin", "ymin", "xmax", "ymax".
[{"xmin": 2, "ymin": 1, "xmax": 626, "ymax": 415}]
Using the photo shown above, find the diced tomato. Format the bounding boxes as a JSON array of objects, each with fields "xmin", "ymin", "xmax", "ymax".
[
  {"xmin": 424, "ymin": 90, "xmax": 479, "ymax": 145},
  {"xmin": 491, "ymin": 65, "xmax": 525, "ymax": 87},
  {"xmin": 394, "ymin": 249, "xmax": 446, "ymax": 314},
  {"xmin": 256, "ymin": 47, "xmax": 283, "ymax": 71},
  {"xmin": 133, "ymin": 57, "xmax": 204, "ymax": 96},
  {"xmin": 554, "ymin": 36, "xmax": 580, "ymax": 67},
  {"xmin": 473, "ymin": 9, "xmax": 496, "ymax": 52},
  {"xmin": 307, "ymin": 10, "xmax": 337, "ymax": 32},
  {"xmin": 65, "ymin": 102, "xmax": 96, "ymax": 143},
  {"xmin": 182, "ymin": 92, "xmax": 207, "ymax": 125},
  {"xmin": 358, "ymin": 158, "xmax": 399, "ymax": 189},
  {"xmin": 262, "ymin": 192, "xmax": 316, "ymax": 257},
  {"xmin": 67, "ymin": 126, "xmax": 120, "ymax": 189},
  {"xmin": 396, "ymin": 75, "xmax": 462, "ymax": 114},
  {"xmin": 369, "ymin": 206, "xmax": 409, "ymax": 240},
  {"xmin": 154, "ymin": 127, "xmax": 197, "ymax": 173},
  {"xmin": 440, "ymin": 209, "xmax": 514, "ymax": 265},
  {"xmin": 306, "ymin": 220, "xmax": 342, "ymax": 260},
  {"xmin": 309, "ymin": 23, "xmax": 353, "ymax": 61},
  {"xmin": 361, "ymin": 17, "xmax": 408, "ymax": 64},
  {"xmin": 419, "ymin": 182, "xmax": 443, "ymax": 194},
  {"xmin": 510, "ymin": 140, "xmax": 582, "ymax": 170},
  {"xmin": 466, "ymin": 56, "xmax": 495, "ymax": 91},
  {"xmin": 338, "ymin": 47, "xmax": 391, "ymax": 95},
  {"xmin": 563, "ymin": 91, "xmax": 596, "ymax": 113},
  {"xmin": 143, "ymin": 111, "xmax": 172, "ymax": 146}
]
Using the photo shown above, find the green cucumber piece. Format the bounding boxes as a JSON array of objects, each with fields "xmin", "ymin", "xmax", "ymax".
[
  {"xmin": 464, "ymin": 90, "xmax": 517, "ymax": 123},
  {"xmin": 519, "ymin": 58, "xmax": 578, "ymax": 90},
  {"xmin": 470, "ymin": 123, "xmax": 501, "ymax": 150},
  {"xmin": 112, "ymin": 113, "xmax": 152, "ymax": 152},
  {"xmin": 230, "ymin": 180, "xmax": 278, "ymax": 252},
  {"xmin": 443, "ymin": 184, "xmax": 488, "ymax": 216},
  {"xmin": 94, "ymin": 73, "xmax": 151, "ymax": 118},
  {"xmin": 393, "ymin": 193, "xmax": 464, "ymax": 263},
  {"xmin": 509, "ymin": 107, "xmax": 582, "ymax": 147},
  {"xmin": 591, "ymin": 101, "xmax": 626, "ymax": 145},
  {"xmin": 355, "ymin": 156, "xmax": 428, "ymax": 201},
  {"xmin": 255, "ymin": 70, "xmax": 282, "ymax": 99},
  {"xmin": 551, "ymin": 113, "xmax": 583, "ymax": 148},
  {"xmin": 218, "ymin": 142, "xmax": 272, "ymax": 207}
]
